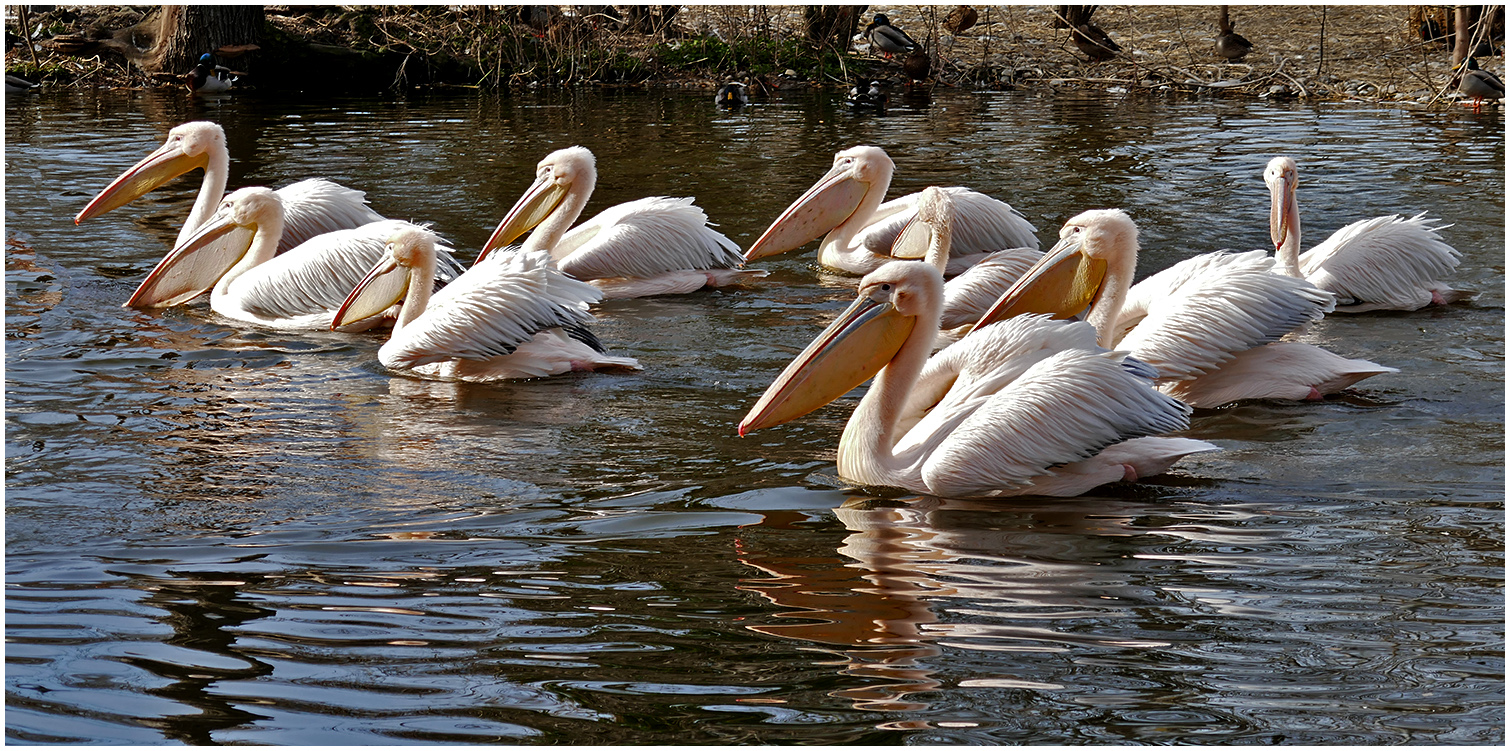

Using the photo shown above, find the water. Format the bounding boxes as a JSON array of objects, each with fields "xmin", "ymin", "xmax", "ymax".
[{"xmin": 5, "ymin": 86, "xmax": 1503, "ymax": 744}]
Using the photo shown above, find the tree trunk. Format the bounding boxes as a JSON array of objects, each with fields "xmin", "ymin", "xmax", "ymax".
[
  {"xmin": 803, "ymin": 5, "xmax": 866, "ymax": 50},
  {"xmin": 150, "ymin": 5, "xmax": 264, "ymax": 75}
]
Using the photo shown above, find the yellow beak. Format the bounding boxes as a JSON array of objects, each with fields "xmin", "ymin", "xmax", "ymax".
[
  {"xmin": 1269, "ymin": 171, "xmax": 1297, "ymax": 252},
  {"xmin": 478, "ymin": 174, "xmax": 569, "ymax": 263},
  {"xmin": 889, "ymin": 211, "xmax": 933, "ymax": 261},
  {"xmin": 970, "ymin": 232, "xmax": 1106, "ymax": 333},
  {"xmin": 124, "ymin": 211, "xmax": 255, "ymax": 308},
  {"xmin": 75, "ymin": 139, "xmax": 208, "ymax": 224},
  {"xmin": 744, "ymin": 162, "xmax": 870, "ymax": 262},
  {"xmin": 740, "ymin": 293, "xmax": 915, "ymax": 434},
  {"xmin": 331, "ymin": 253, "xmax": 408, "ymax": 330}
]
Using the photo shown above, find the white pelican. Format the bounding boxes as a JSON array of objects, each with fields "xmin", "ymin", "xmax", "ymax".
[
  {"xmin": 333, "ymin": 226, "xmax": 640, "ymax": 381},
  {"xmin": 1264, "ymin": 156, "xmax": 1471, "ymax": 312},
  {"xmin": 478, "ymin": 146, "xmax": 763, "ymax": 300},
  {"xmin": 890, "ymin": 186, "xmax": 1042, "ymax": 341},
  {"xmin": 739, "ymin": 260, "xmax": 1216, "ymax": 498},
  {"xmin": 973, "ymin": 209, "xmax": 1396, "ymax": 408},
  {"xmin": 743, "ymin": 145, "xmax": 1039, "ymax": 276},
  {"xmin": 126, "ymin": 187, "xmax": 457, "ymax": 331},
  {"xmin": 75, "ymin": 121, "xmax": 385, "ymax": 254}
]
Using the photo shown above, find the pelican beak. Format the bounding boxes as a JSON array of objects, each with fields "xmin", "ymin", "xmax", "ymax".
[
  {"xmin": 743, "ymin": 161, "xmax": 870, "ymax": 261},
  {"xmin": 478, "ymin": 173, "xmax": 569, "ymax": 263},
  {"xmin": 75, "ymin": 138, "xmax": 208, "ymax": 224},
  {"xmin": 739, "ymin": 293, "xmax": 915, "ymax": 434},
  {"xmin": 332, "ymin": 252, "xmax": 407, "ymax": 330},
  {"xmin": 1269, "ymin": 171, "xmax": 1297, "ymax": 252},
  {"xmin": 969, "ymin": 232, "xmax": 1106, "ymax": 333},
  {"xmin": 889, "ymin": 212, "xmax": 933, "ymax": 260},
  {"xmin": 124, "ymin": 210, "xmax": 255, "ymax": 308}
]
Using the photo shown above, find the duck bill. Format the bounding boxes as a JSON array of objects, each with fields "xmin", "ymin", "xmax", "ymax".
[
  {"xmin": 75, "ymin": 140, "xmax": 208, "ymax": 224},
  {"xmin": 889, "ymin": 212, "xmax": 933, "ymax": 261},
  {"xmin": 1268, "ymin": 172, "xmax": 1297, "ymax": 251},
  {"xmin": 124, "ymin": 213, "xmax": 254, "ymax": 308},
  {"xmin": 477, "ymin": 175, "xmax": 568, "ymax": 263},
  {"xmin": 969, "ymin": 234, "xmax": 1106, "ymax": 333},
  {"xmin": 331, "ymin": 255, "xmax": 407, "ymax": 330},
  {"xmin": 739, "ymin": 295, "xmax": 914, "ymax": 435},
  {"xmin": 743, "ymin": 163, "xmax": 870, "ymax": 261}
]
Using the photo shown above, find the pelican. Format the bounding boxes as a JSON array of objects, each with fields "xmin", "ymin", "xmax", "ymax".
[
  {"xmin": 1265, "ymin": 156, "xmax": 1470, "ymax": 312},
  {"xmin": 972, "ymin": 209, "xmax": 1396, "ymax": 408},
  {"xmin": 744, "ymin": 145, "xmax": 1039, "ymax": 276},
  {"xmin": 479, "ymin": 146, "xmax": 764, "ymax": 300},
  {"xmin": 333, "ymin": 226, "xmax": 640, "ymax": 381},
  {"xmin": 890, "ymin": 186, "xmax": 1042, "ymax": 341},
  {"xmin": 866, "ymin": 14, "xmax": 918, "ymax": 57},
  {"xmin": 740, "ymin": 260, "xmax": 1215, "ymax": 498},
  {"xmin": 75, "ymin": 121, "xmax": 386, "ymax": 254},
  {"xmin": 126, "ymin": 186, "xmax": 458, "ymax": 331}
]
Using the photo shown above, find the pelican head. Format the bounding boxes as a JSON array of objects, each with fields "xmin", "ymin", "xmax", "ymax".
[
  {"xmin": 480, "ymin": 145, "xmax": 597, "ymax": 261},
  {"xmin": 75, "ymin": 121, "xmax": 226, "ymax": 224},
  {"xmin": 332, "ymin": 225, "xmax": 438, "ymax": 330},
  {"xmin": 740, "ymin": 260, "xmax": 933, "ymax": 435},
  {"xmin": 744, "ymin": 145, "xmax": 895, "ymax": 261},
  {"xmin": 125, "ymin": 186, "xmax": 280, "ymax": 308},
  {"xmin": 971, "ymin": 208, "xmax": 1134, "ymax": 333},
  {"xmin": 1264, "ymin": 156, "xmax": 1300, "ymax": 253}
]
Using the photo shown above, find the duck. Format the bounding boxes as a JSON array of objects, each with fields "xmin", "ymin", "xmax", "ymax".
[
  {"xmin": 715, "ymin": 81, "xmax": 748, "ymax": 107},
  {"xmin": 185, "ymin": 53, "xmax": 235, "ymax": 94},
  {"xmin": 1455, "ymin": 57, "xmax": 1504, "ymax": 110},
  {"xmin": 902, "ymin": 49, "xmax": 931, "ymax": 85},
  {"xmin": 943, "ymin": 6, "xmax": 979, "ymax": 36},
  {"xmin": 848, "ymin": 80, "xmax": 889, "ymax": 110},
  {"xmin": 866, "ymin": 13, "xmax": 919, "ymax": 57},
  {"xmin": 1215, "ymin": 6, "xmax": 1253, "ymax": 62},
  {"xmin": 1072, "ymin": 23, "xmax": 1120, "ymax": 62}
]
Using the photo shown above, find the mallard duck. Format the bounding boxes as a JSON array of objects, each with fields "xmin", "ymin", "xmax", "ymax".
[
  {"xmin": 1072, "ymin": 23, "xmax": 1120, "ymax": 62},
  {"xmin": 902, "ymin": 49, "xmax": 931, "ymax": 84},
  {"xmin": 715, "ymin": 81, "xmax": 748, "ymax": 107},
  {"xmin": 185, "ymin": 53, "xmax": 235, "ymax": 94},
  {"xmin": 6, "ymin": 73, "xmax": 39, "ymax": 95},
  {"xmin": 1455, "ymin": 57, "xmax": 1504, "ymax": 110},
  {"xmin": 944, "ymin": 6, "xmax": 978, "ymax": 35},
  {"xmin": 847, "ymin": 80, "xmax": 889, "ymax": 111},
  {"xmin": 866, "ymin": 13, "xmax": 918, "ymax": 57}
]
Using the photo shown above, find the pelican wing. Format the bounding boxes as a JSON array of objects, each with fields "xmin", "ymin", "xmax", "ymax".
[
  {"xmin": 385, "ymin": 250, "xmax": 602, "ymax": 368},
  {"xmin": 274, "ymin": 178, "xmax": 386, "ymax": 253},
  {"xmin": 858, "ymin": 188, "xmax": 1039, "ymax": 258},
  {"xmin": 232, "ymin": 220, "xmax": 416, "ymax": 321},
  {"xmin": 553, "ymin": 196, "xmax": 743, "ymax": 280},
  {"xmin": 1117, "ymin": 250, "xmax": 1333, "ymax": 381},
  {"xmin": 896, "ymin": 317, "xmax": 1192, "ymax": 498},
  {"xmin": 1300, "ymin": 212, "xmax": 1460, "ymax": 308},
  {"xmin": 940, "ymin": 248, "xmax": 1042, "ymax": 329}
]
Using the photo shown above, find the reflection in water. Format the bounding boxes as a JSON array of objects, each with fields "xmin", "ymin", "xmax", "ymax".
[
  {"xmin": 737, "ymin": 495, "xmax": 1289, "ymax": 716},
  {"xmin": 122, "ymin": 573, "xmax": 277, "ymax": 744}
]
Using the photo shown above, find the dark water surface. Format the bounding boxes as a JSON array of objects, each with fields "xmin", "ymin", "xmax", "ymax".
[{"xmin": 5, "ymin": 86, "xmax": 1503, "ymax": 744}]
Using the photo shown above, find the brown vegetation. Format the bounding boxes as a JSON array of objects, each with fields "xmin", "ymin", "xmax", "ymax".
[{"xmin": 4, "ymin": 5, "xmax": 1500, "ymax": 107}]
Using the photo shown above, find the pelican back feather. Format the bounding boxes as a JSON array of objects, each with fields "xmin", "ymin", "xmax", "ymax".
[
  {"xmin": 1301, "ymin": 212, "xmax": 1460, "ymax": 309},
  {"xmin": 383, "ymin": 250, "xmax": 602, "ymax": 369},
  {"xmin": 555, "ymin": 196, "xmax": 743, "ymax": 280},
  {"xmin": 274, "ymin": 178, "xmax": 386, "ymax": 253},
  {"xmin": 860, "ymin": 187, "xmax": 1039, "ymax": 259}
]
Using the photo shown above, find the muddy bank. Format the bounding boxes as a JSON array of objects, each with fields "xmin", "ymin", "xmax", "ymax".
[{"xmin": 4, "ymin": 5, "xmax": 1500, "ymax": 108}]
